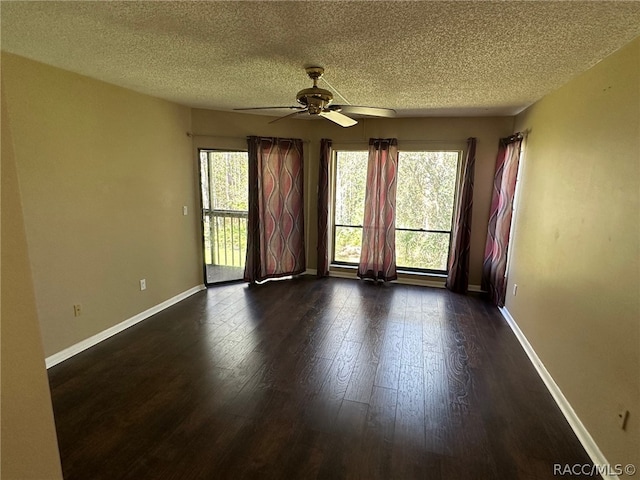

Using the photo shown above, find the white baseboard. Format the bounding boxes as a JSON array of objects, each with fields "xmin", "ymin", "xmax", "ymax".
[
  {"xmin": 396, "ymin": 277, "xmax": 446, "ymax": 288},
  {"xmin": 328, "ymin": 269, "xmax": 356, "ymax": 280},
  {"xmin": 45, "ymin": 284, "xmax": 206, "ymax": 369},
  {"xmin": 328, "ymin": 269, "xmax": 446, "ymax": 287},
  {"xmin": 499, "ymin": 307, "xmax": 616, "ymax": 480},
  {"xmin": 327, "ymin": 269, "xmax": 483, "ymax": 292}
]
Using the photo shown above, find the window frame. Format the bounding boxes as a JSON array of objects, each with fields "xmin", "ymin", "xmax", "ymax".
[
  {"xmin": 198, "ymin": 148, "xmax": 249, "ymax": 286},
  {"xmin": 330, "ymin": 146, "xmax": 463, "ymax": 275}
]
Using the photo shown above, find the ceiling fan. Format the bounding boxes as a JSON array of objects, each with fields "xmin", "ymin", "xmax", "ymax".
[{"xmin": 234, "ymin": 66, "xmax": 396, "ymax": 127}]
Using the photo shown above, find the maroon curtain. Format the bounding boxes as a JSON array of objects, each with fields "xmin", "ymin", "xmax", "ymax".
[
  {"xmin": 482, "ymin": 134, "xmax": 523, "ymax": 306},
  {"xmin": 446, "ymin": 137, "xmax": 477, "ymax": 293},
  {"xmin": 317, "ymin": 139, "xmax": 332, "ymax": 277},
  {"xmin": 244, "ymin": 136, "xmax": 306, "ymax": 283},
  {"xmin": 358, "ymin": 138, "xmax": 398, "ymax": 282}
]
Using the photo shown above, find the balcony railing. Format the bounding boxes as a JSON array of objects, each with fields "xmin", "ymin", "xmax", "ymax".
[{"xmin": 203, "ymin": 209, "xmax": 248, "ymax": 268}]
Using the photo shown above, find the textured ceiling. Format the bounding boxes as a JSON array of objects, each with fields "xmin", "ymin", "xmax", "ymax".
[{"xmin": 2, "ymin": 1, "xmax": 640, "ymax": 117}]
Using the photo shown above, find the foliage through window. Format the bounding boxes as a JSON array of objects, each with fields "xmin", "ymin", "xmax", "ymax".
[
  {"xmin": 332, "ymin": 150, "xmax": 459, "ymax": 272},
  {"xmin": 200, "ymin": 150, "xmax": 248, "ymax": 269}
]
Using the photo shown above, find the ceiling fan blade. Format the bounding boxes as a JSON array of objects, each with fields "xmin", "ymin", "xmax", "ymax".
[
  {"xmin": 268, "ymin": 110, "xmax": 308, "ymax": 124},
  {"xmin": 329, "ymin": 105, "xmax": 397, "ymax": 118},
  {"xmin": 233, "ymin": 106, "xmax": 303, "ymax": 111},
  {"xmin": 319, "ymin": 110, "xmax": 358, "ymax": 128}
]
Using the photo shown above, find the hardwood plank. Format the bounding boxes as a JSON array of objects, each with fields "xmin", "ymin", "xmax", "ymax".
[
  {"xmin": 395, "ymin": 364, "xmax": 425, "ymax": 446},
  {"xmin": 357, "ymin": 386, "xmax": 397, "ymax": 480},
  {"xmin": 441, "ymin": 317, "xmax": 473, "ymax": 410},
  {"xmin": 323, "ymin": 399, "xmax": 370, "ymax": 480},
  {"xmin": 344, "ymin": 340, "xmax": 378, "ymax": 403},
  {"xmin": 314, "ymin": 313, "xmax": 354, "ymax": 360},
  {"xmin": 401, "ymin": 321, "xmax": 423, "ymax": 367},
  {"xmin": 424, "ymin": 348, "xmax": 454, "ymax": 456},
  {"xmin": 305, "ymin": 339, "xmax": 362, "ymax": 432},
  {"xmin": 393, "ymin": 362, "xmax": 438, "ymax": 479},
  {"xmin": 374, "ymin": 321, "xmax": 404, "ymax": 389},
  {"xmin": 276, "ymin": 427, "xmax": 328, "ymax": 480}
]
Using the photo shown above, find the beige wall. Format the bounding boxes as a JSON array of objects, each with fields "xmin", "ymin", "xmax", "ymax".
[
  {"xmin": 510, "ymin": 37, "xmax": 639, "ymax": 465},
  {"xmin": 2, "ymin": 53, "xmax": 202, "ymax": 357},
  {"xmin": 191, "ymin": 109, "xmax": 513, "ymax": 286},
  {"xmin": 1, "ymin": 88, "xmax": 63, "ymax": 478}
]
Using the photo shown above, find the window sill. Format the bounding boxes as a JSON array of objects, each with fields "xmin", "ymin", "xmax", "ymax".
[{"xmin": 329, "ymin": 264, "xmax": 447, "ymax": 288}]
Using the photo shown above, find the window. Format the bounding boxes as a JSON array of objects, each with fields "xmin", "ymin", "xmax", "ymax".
[{"xmin": 332, "ymin": 149, "xmax": 460, "ymax": 273}]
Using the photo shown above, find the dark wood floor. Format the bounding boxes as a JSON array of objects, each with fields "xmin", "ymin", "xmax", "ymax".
[{"xmin": 48, "ymin": 276, "xmax": 592, "ymax": 480}]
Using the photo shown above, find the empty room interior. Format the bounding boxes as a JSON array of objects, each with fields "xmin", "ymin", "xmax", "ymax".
[{"xmin": 2, "ymin": 2, "xmax": 639, "ymax": 479}]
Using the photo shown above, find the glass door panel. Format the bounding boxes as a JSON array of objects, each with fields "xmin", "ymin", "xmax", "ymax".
[{"xmin": 199, "ymin": 150, "xmax": 249, "ymax": 284}]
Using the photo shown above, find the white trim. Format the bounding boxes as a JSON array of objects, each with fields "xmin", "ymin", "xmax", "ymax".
[
  {"xmin": 499, "ymin": 307, "xmax": 616, "ymax": 480},
  {"xmin": 45, "ymin": 285, "xmax": 206, "ymax": 369},
  {"xmin": 396, "ymin": 277, "xmax": 445, "ymax": 289},
  {"xmin": 328, "ymin": 269, "xmax": 356, "ymax": 280},
  {"xmin": 328, "ymin": 269, "xmax": 483, "ymax": 292}
]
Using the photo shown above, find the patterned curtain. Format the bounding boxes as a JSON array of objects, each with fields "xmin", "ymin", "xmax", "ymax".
[
  {"xmin": 244, "ymin": 136, "xmax": 306, "ymax": 283},
  {"xmin": 482, "ymin": 134, "xmax": 523, "ymax": 306},
  {"xmin": 317, "ymin": 139, "xmax": 332, "ymax": 277},
  {"xmin": 446, "ymin": 137, "xmax": 477, "ymax": 293},
  {"xmin": 358, "ymin": 138, "xmax": 398, "ymax": 282}
]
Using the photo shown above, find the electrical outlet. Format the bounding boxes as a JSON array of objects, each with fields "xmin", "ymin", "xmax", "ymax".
[
  {"xmin": 140, "ymin": 279, "xmax": 146, "ymax": 291},
  {"xmin": 618, "ymin": 410, "xmax": 629, "ymax": 430},
  {"xmin": 73, "ymin": 304, "xmax": 82, "ymax": 317},
  {"xmin": 513, "ymin": 284, "xmax": 518, "ymax": 296},
  {"xmin": 183, "ymin": 206, "xmax": 188, "ymax": 216}
]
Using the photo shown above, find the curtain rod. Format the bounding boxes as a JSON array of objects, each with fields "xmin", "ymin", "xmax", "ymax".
[
  {"xmin": 187, "ymin": 132, "xmax": 472, "ymax": 145},
  {"xmin": 501, "ymin": 131, "xmax": 529, "ymax": 144},
  {"xmin": 331, "ymin": 139, "xmax": 469, "ymax": 145},
  {"xmin": 186, "ymin": 132, "xmax": 311, "ymax": 143}
]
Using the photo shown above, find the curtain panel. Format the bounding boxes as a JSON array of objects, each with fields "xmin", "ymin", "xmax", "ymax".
[
  {"xmin": 481, "ymin": 134, "xmax": 523, "ymax": 306},
  {"xmin": 317, "ymin": 139, "xmax": 332, "ymax": 277},
  {"xmin": 358, "ymin": 138, "xmax": 399, "ymax": 282},
  {"xmin": 244, "ymin": 136, "xmax": 306, "ymax": 283},
  {"xmin": 446, "ymin": 137, "xmax": 477, "ymax": 293}
]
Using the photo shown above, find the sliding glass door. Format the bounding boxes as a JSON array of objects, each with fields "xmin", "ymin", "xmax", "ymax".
[{"xmin": 199, "ymin": 149, "xmax": 249, "ymax": 284}]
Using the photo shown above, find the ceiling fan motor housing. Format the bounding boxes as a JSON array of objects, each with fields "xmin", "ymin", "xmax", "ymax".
[{"xmin": 296, "ymin": 87, "xmax": 333, "ymax": 114}]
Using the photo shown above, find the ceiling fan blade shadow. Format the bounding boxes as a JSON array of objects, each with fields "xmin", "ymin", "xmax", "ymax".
[
  {"xmin": 234, "ymin": 106, "xmax": 303, "ymax": 111},
  {"xmin": 269, "ymin": 110, "xmax": 308, "ymax": 124},
  {"xmin": 319, "ymin": 110, "xmax": 358, "ymax": 127},
  {"xmin": 329, "ymin": 105, "xmax": 397, "ymax": 118}
]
